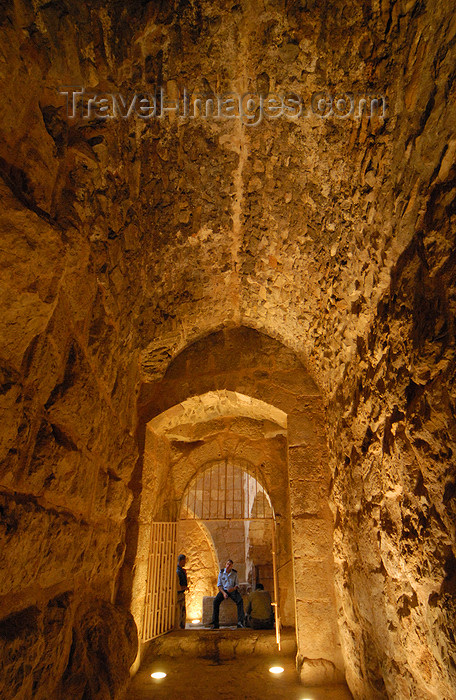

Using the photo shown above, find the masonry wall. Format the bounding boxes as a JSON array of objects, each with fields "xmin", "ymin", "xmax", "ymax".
[
  {"xmin": 0, "ymin": 0, "xmax": 455, "ymax": 697},
  {"xmin": 176, "ymin": 520, "xmax": 219, "ymax": 621},
  {"xmin": 329, "ymin": 193, "xmax": 456, "ymax": 698}
]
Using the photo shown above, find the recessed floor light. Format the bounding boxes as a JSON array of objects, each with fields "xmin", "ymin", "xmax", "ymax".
[
  {"xmin": 191, "ymin": 619, "xmax": 200, "ymax": 624},
  {"xmin": 151, "ymin": 672, "xmax": 167, "ymax": 679},
  {"xmin": 269, "ymin": 666, "xmax": 284, "ymax": 674}
]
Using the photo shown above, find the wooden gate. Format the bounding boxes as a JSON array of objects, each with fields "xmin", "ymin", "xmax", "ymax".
[{"xmin": 142, "ymin": 522, "xmax": 177, "ymax": 641}]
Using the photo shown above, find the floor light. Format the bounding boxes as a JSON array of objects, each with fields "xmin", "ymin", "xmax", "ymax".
[
  {"xmin": 151, "ymin": 672, "xmax": 167, "ymax": 679},
  {"xmin": 269, "ymin": 666, "xmax": 284, "ymax": 674}
]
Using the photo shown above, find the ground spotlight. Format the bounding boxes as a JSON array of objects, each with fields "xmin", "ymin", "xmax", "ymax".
[
  {"xmin": 268, "ymin": 666, "xmax": 284, "ymax": 674},
  {"xmin": 151, "ymin": 672, "xmax": 167, "ymax": 679},
  {"xmin": 191, "ymin": 619, "xmax": 200, "ymax": 624}
]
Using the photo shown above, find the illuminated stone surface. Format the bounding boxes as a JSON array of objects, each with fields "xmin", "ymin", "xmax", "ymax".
[{"xmin": 0, "ymin": 0, "xmax": 455, "ymax": 698}]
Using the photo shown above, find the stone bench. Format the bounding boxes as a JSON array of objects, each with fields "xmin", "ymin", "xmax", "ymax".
[{"xmin": 202, "ymin": 594, "xmax": 249, "ymax": 626}]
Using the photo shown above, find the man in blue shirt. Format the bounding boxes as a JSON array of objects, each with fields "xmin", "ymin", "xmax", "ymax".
[{"xmin": 210, "ymin": 559, "xmax": 245, "ymax": 629}]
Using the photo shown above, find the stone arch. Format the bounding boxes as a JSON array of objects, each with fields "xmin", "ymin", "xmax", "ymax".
[
  {"xmin": 148, "ymin": 390, "xmax": 287, "ymax": 437},
  {"xmin": 140, "ymin": 316, "xmax": 310, "ymax": 386},
  {"xmin": 126, "ymin": 325, "xmax": 344, "ymax": 684},
  {"xmin": 178, "ymin": 458, "xmax": 275, "ymax": 587},
  {"xmin": 179, "ymin": 456, "xmax": 273, "ymax": 519}
]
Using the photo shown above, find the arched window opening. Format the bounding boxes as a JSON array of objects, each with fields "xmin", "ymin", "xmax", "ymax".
[
  {"xmin": 176, "ymin": 460, "xmax": 281, "ymax": 647},
  {"xmin": 180, "ymin": 461, "xmax": 273, "ymax": 521}
]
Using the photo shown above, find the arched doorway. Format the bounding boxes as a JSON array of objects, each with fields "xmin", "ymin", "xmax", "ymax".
[
  {"xmin": 177, "ymin": 460, "xmax": 281, "ymax": 645},
  {"xmin": 125, "ymin": 326, "xmax": 344, "ymax": 685}
]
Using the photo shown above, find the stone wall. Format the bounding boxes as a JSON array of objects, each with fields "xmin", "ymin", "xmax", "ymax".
[
  {"xmin": 177, "ymin": 520, "xmax": 219, "ymax": 621},
  {"xmin": 0, "ymin": 2, "xmax": 144, "ymax": 693},
  {"xmin": 1, "ymin": 0, "xmax": 455, "ymax": 697},
  {"xmin": 0, "ymin": 107, "xmax": 140, "ymax": 700},
  {"xmin": 329, "ymin": 186, "xmax": 456, "ymax": 697}
]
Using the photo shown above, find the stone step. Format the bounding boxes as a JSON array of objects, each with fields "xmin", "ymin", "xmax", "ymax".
[{"xmin": 143, "ymin": 627, "xmax": 297, "ymax": 661}]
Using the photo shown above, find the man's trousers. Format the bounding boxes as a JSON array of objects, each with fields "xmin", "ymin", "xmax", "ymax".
[{"xmin": 211, "ymin": 590, "xmax": 244, "ymax": 626}]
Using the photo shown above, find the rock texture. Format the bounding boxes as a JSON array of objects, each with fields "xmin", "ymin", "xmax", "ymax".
[
  {"xmin": 0, "ymin": 0, "xmax": 455, "ymax": 698},
  {"xmin": 177, "ymin": 519, "xmax": 219, "ymax": 621},
  {"xmin": 0, "ymin": 595, "xmax": 137, "ymax": 700},
  {"xmin": 330, "ymin": 202, "xmax": 456, "ymax": 697}
]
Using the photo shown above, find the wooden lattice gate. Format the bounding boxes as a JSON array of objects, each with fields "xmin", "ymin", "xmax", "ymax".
[{"xmin": 141, "ymin": 522, "xmax": 177, "ymax": 641}]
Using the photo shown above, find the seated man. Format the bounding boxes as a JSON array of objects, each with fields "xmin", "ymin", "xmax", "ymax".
[
  {"xmin": 245, "ymin": 583, "xmax": 274, "ymax": 629},
  {"xmin": 210, "ymin": 559, "xmax": 245, "ymax": 629}
]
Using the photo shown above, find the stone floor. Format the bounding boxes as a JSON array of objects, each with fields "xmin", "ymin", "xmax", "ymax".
[{"xmin": 127, "ymin": 628, "xmax": 353, "ymax": 699}]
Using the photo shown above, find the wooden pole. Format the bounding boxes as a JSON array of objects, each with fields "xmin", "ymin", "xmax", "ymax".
[{"xmin": 272, "ymin": 516, "xmax": 281, "ymax": 651}]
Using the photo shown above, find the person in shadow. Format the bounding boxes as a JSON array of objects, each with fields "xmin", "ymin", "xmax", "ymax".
[
  {"xmin": 245, "ymin": 583, "xmax": 274, "ymax": 629},
  {"xmin": 176, "ymin": 554, "xmax": 189, "ymax": 629}
]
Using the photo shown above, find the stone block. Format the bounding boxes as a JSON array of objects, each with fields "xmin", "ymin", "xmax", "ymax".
[
  {"xmin": 290, "ymin": 479, "xmax": 323, "ymax": 515},
  {"xmin": 295, "ymin": 599, "xmax": 339, "ymax": 657},
  {"xmin": 299, "ymin": 657, "xmax": 343, "ymax": 686},
  {"xmin": 271, "ymin": 369, "xmax": 319, "ymax": 395},
  {"xmin": 288, "ymin": 446, "xmax": 328, "ymax": 481},
  {"xmin": 202, "ymin": 596, "xmax": 249, "ymax": 625},
  {"xmin": 293, "ymin": 559, "xmax": 333, "ymax": 600},
  {"xmin": 291, "ymin": 518, "xmax": 333, "ymax": 558},
  {"xmin": 288, "ymin": 412, "xmax": 325, "ymax": 447}
]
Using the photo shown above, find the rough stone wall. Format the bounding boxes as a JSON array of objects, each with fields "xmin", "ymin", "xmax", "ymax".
[
  {"xmin": 176, "ymin": 520, "xmax": 218, "ymax": 621},
  {"xmin": 1, "ymin": 0, "xmax": 455, "ymax": 697},
  {"xmin": 0, "ymin": 594, "xmax": 137, "ymax": 700},
  {"xmin": 330, "ymin": 182, "xmax": 456, "ymax": 697},
  {"xmin": 0, "ymin": 2, "xmax": 143, "ymax": 695}
]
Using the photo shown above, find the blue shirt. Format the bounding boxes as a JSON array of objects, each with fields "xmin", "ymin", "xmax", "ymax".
[{"xmin": 217, "ymin": 567, "xmax": 239, "ymax": 591}]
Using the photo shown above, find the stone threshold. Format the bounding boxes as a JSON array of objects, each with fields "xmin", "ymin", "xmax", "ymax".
[{"xmin": 142, "ymin": 626, "xmax": 297, "ymax": 659}]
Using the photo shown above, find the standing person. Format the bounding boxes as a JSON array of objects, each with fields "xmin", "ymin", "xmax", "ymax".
[
  {"xmin": 245, "ymin": 583, "xmax": 274, "ymax": 629},
  {"xmin": 176, "ymin": 554, "xmax": 189, "ymax": 629},
  {"xmin": 210, "ymin": 559, "xmax": 245, "ymax": 629}
]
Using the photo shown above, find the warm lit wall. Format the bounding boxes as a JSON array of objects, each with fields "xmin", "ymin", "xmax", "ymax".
[
  {"xmin": 176, "ymin": 520, "xmax": 218, "ymax": 621},
  {"xmin": 329, "ymin": 217, "xmax": 456, "ymax": 698},
  {"xmin": 0, "ymin": 0, "xmax": 455, "ymax": 697}
]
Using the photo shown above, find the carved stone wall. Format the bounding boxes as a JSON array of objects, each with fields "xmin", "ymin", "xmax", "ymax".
[
  {"xmin": 0, "ymin": 0, "xmax": 455, "ymax": 697},
  {"xmin": 176, "ymin": 520, "xmax": 219, "ymax": 621}
]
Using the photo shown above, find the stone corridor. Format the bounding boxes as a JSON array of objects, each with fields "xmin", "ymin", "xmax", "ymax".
[
  {"xmin": 0, "ymin": 1, "xmax": 455, "ymax": 699},
  {"xmin": 128, "ymin": 628, "xmax": 353, "ymax": 700}
]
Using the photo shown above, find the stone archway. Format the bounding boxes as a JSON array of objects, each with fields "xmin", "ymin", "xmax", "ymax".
[
  {"xmin": 178, "ymin": 459, "xmax": 276, "ymax": 626},
  {"xmin": 125, "ymin": 325, "xmax": 344, "ymax": 685}
]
